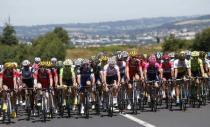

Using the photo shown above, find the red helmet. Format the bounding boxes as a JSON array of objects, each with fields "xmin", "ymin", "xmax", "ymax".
[{"xmin": 162, "ymin": 54, "xmax": 170, "ymax": 60}]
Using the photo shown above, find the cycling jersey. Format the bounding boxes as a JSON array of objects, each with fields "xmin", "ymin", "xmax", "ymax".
[
  {"xmin": 21, "ymin": 66, "xmax": 34, "ymax": 88},
  {"xmin": 34, "ymin": 69, "xmax": 52, "ymax": 89},
  {"xmin": 174, "ymin": 59, "xmax": 190, "ymax": 78},
  {"xmin": 32, "ymin": 63, "xmax": 39, "ymax": 72},
  {"xmin": 78, "ymin": 65, "xmax": 94, "ymax": 87},
  {"xmin": 161, "ymin": 61, "xmax": 173, "ymax": 80},
  {"xmin": 104, "ymin": 64, "xmax": 119, "ymax": 85},
  {"xmin": 60, "ymin": 66, "xmax": 75, "ymax": 86},
  {"xmin": 145, "ymin": 63, "xmax": 160, "ymax": 81},
  {"xmin": 190, "ymin": 58, "xmax": 203, "ymax": 72},
  {"xmin": 205, "ymin": 59, "xmax": 210, "ymax": 68},
  {"xmin": 0, "ymin": 69, "xmax": 17, "ymax": 89},
  {"xmin": 126, "ymin": 57, "xmax": 141, "ymax": 79}
]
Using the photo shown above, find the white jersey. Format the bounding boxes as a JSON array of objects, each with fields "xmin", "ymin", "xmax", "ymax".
[
  {"xmin": 205, "ymin": 59, "xmax": 210, "ymax": 68},
  {"xmin": 174, "ymin": 59, "xmax": 191, "ymax": 69},
  {"xmin": 104, "ymin": 64, "xmax": 119, "ymax": 77}
]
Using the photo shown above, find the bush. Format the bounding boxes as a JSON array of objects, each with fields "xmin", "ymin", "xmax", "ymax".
[
  {"xmin": 192, "ymin": 27, "xmax": 210, "ymax": 51},
  {"xmin": 162, "ymin": 35, "xmax": 192, "ymax": 52}
]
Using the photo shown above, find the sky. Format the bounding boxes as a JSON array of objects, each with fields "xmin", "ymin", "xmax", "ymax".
[{"xmin": 0, "ymin": 0, "xmax": 210, "ymax": 26}]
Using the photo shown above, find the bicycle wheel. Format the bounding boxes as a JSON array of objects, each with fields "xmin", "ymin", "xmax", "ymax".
[
  {"xmin": 95, "ymin": 90, "xmax": 101, "ymax": 115},
  {"xmin": 66, "ymin": 95, "xmax": 71, "ymax": 118},
  {"xmin": 108, "ymin": 91, "xmax": 113, "ymax": 117},
  {"xmin": 85, "ymin": 91, "xmax": 89, "ymax": 119}
]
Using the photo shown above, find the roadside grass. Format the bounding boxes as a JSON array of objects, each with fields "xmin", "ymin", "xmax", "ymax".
[{"xmin": 66, "ymin": 44, "xmax": 162, "ymax": 59}]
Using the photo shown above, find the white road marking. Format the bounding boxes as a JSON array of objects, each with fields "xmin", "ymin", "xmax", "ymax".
[{"xmin": 120, "ymin": 114, "xmax": 156, "ymax": 127}]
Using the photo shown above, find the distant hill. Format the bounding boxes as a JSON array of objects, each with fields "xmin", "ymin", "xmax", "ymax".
[{"xmin": 0, "ymin": 14, "xmax": 210, "ymax": 39}]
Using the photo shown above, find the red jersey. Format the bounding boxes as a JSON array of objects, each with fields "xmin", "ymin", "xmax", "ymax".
[
  {"xmin": 0, "ymin": 69, "xmax": 17, "ymax": 89},
  {"xmin": 126, "ymin": 57, "xmax": 141, "ymax": 79},
  {"xmin": 34, "ymin": 69, "xmax": 52, "ymax": 89}
]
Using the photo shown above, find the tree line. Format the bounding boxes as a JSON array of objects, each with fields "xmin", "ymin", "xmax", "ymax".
[
  {"xmin": 162, "ymin": 27, "xmax": 210, "ymax": 52},
  {"xmin": 0, "ymin": 24, "xmax": 70, "ymax": 64}
]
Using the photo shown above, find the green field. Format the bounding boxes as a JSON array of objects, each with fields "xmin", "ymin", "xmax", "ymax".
[{"xmin": 66, "ymin": 44, "xmax": 162, "ymax": 59}]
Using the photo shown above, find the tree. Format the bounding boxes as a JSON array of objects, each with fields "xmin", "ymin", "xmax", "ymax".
[
  {"xmin": 1, "ymin": 24, "xmax": 18, "ymax": 45},
  {"xmin": 33, "ymin": 32, "xmax": 66, "ymax": 60},
  {"xmin": 53, "ymin": 27, "xmax": 70, "ymax": 44},
  {"xmin": 192, "ymin": 27, "xmax": 210, "ymax": 51},
  {"xmin": 162, "ymin": 34, "xmax": 192, "ymax": 52}
]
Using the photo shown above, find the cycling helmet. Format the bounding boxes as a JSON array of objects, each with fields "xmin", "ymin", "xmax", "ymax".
[
  {"xmin": 34, "ymin": 57, "xmax": 41, "ymax": 63},
  {"xmin": 100, "ymin": 56, "xmax": 108, "ymax": 62},
  {"xmin": 185, "ymin": 50, "xmax": 191, "ymax": 56},
  {"xmin": 191, "ymin": 51, "xmax": 199, "ymax": 57},
  {"xmin": 82, "ymin": 59, "xmax": 90, "ymax": 65},
  {"xmin": 22, "ymin": 60, "xmax": 31, "ymax": 66},
  {"xmin": 178, "ymin": 51, "xmax": 185, "ymax": 60},
  {"xmin": 108, "ymin": 57, "xmax": 116, "ymax": 65},
  {"xmin": 162, "ymin": 54, "xmax": 170, "ymax": 60},
  {"xmin": 121, "ymin": 51, "xmax": 128, "ymax": 58},
  {"xmin": 39, "ymin": 61, "xmax": 47, "ymax": 68},
  {"xmin": 129, "ymin": 50, "xmax": 137, "ymax": 57},
  {"xmin": 148, "ymin": 55, "xmax": 157, "ymax": 65},
  {"xmin": 4, "ymin": 62, "xmax": 13, "ymax": 69},
  {"xmin": 199, "ymin": 51, "xmax": 206, "ymax": 59},
  {"xmin": 143, "ymin": 54, "xmax": 148, "ymax": 59},
  {"xmin": 63, "ymin": 59, "xmax": 73, "ymax": 66},
  {"xmin": 169, "ymin": 52, "xmax": 175, "ymax": 58},
  {"xmin": 117, "ymin": 53, "xmax": 123, "ymax": 60},
  {"xmin": 51, "ymin": 57, "xmax": 57, "ymax": 63},
  {"xmin": 156, "ymin": 52, "xmax": 163, "ymax": 59},
  {"xmin": 45, "ymin": 61, "xmax": 53, "ymax": 68},
  {"xmin": 56, "ymin": 61, "xmax": 63, "ymax": 67},
  {"xmin": 74, "ymin": 58, "xmax": 82, "ymax": 66},
  {"xmin": 13, "ymin": 62, "xmax": 18, "ymax": 68}
]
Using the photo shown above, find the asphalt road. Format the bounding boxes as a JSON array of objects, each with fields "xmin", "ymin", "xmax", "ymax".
[{"xmin": 1, "ymin": 102, "xmax": 210, "ymax": 127}]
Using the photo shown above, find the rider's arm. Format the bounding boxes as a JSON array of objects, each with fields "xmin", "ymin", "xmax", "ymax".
[
  {"xmin": 0, "ymin": 72, "xmax": 3, "ymax": 89},
  {"xmin": 125, "ymin": 64, "xmax": 130, "ymax": 81},
  {"xmin": 48, "ymin": 69, "xmax": 53, "ymax": 87},
  {"xmin": 199, "ymin": 60, "xmax": 205, "ymax": 77},
  {"xmin": 116, "ymin": 66, "xmax": 121, "ymax": 86},
  {"xmin": 54, "ymin": 69, "xmax": 58, "ymax": 87},
  {"xmin": 59, "ymin": 68, "xmax": 63, "ymax": 86},
  {"xmin": 13, "ymin": 69, "xmax": 17, "ymax": 89}
]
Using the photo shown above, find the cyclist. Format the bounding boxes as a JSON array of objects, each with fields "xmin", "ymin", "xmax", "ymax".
[
  {"xmin": 161, "ymin": 54, "xmax": 174, "ymax": 98},
  {"xmin": 174, "ymin": 51, "xmax": 191, "ymax": 104},
  {"xmin": 144, "ymin": 54, "xmax": 162, "ymax": 102},
  {"xmin": 34, "ymin": 61, "xmax": 53, "ymax": 112},
  {"xmin": 20, "ymin": 60, "xmax": 35, "ymax": 114},
  {"xmin": 103, "ymin": 57, "xmax": 120, "ymax": 107},
  {"xmin": 33, "ymin": 57, "xmax": 41, "ymax": 72},
  {"xmin": 116, "ymin": 53, "xmax": 126, "ymax": 83},
  {"xmin": 126, "ymin": 50, "xmax": 144, "ymax": 109},
  {"xmin": 77, "ymin": 59, "xmax": 95, "ymax": 114},
  {"xmin": 190, "ymin": 51, "xmax": 205, "ymax": 100},
  {"xmin": 205, "ymin": 52, "xmax": 210, "ymax": 77},
  {"xmin": 0, "ymin": 62, "xmax": 18, "ymax": 118},
  {"xmin": 59, "ymin": 59, "xmax": 77, "ymax": 110}
]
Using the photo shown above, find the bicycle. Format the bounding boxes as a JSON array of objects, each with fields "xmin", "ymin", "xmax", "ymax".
[{"xmin": 0, "ymin": 89, "xmax": 12, "ymax": 123}]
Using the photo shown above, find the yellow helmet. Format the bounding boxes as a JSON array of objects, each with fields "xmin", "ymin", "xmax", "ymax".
[
  {"xmin": 191, "ymin": 51, "xmax": 199, "ymax": 57},
  {"xmin": 129, "ymin": 50, "xmax": 137, "ymax": 57},
  {"xmin": 39, "ymin": 61, "xmax": 47, "ymax": 67},
  {"xmin": 100, "ymin": 56, "xmax": 108, "ymax": 62},
  {"xmin": 4, "ymin": 62, "xmax": 13, "ymax": 69},
  {"xmin": 46, "ymin": 61, "xmax": 53, "ymax": 68}
]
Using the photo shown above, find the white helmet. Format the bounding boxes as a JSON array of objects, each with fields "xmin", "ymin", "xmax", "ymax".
[
  {"xmin": 34, "ymin": 57, "xmax": 41, "ymax": 63},
  {"xmin": 22, "ymin": 60, "xmax": 31, "ymax": 66},
  {"xmin": 63, "ymin": 59, "xmax": 73, "ymax": 66},
  {"xmin": 82, "ymin": 59, "xmax": 90, "ymax": 65},
  {"xmin": 51, "ymin": 57, "xmax": 57, "ymax": 62},
  {"xmin": 108, "ymin": 57, "xmax": 116, "ymax": 65}
]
